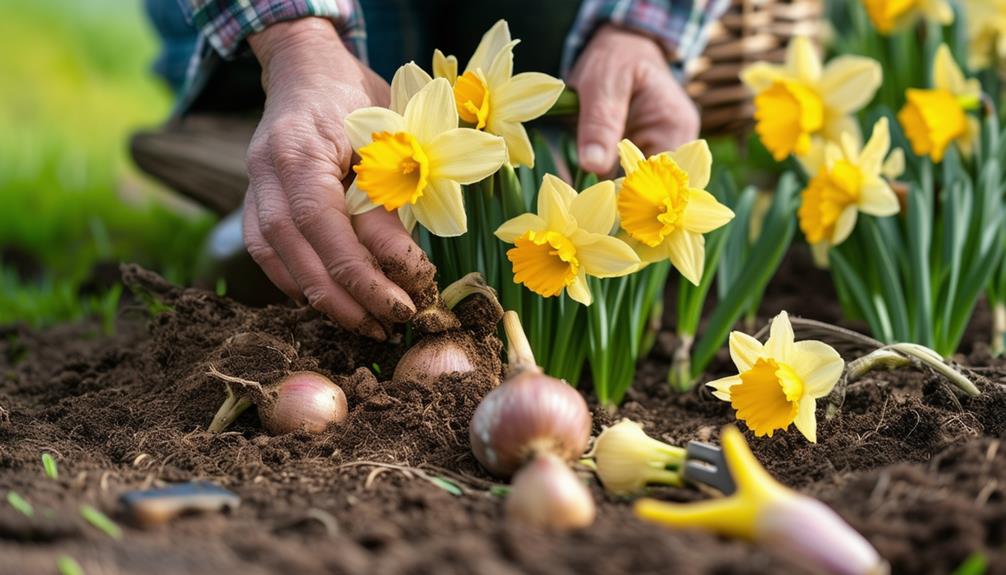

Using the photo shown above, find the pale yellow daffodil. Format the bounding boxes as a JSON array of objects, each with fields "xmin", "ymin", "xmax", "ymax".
[
  {"xmin": 495, "ymin": 174, "xmax": 639, "ymax": 305},
  {"xmin": 345, "ymin": 77, "xmax": 506, "ymax": 237},
  {"xmin": 636, "ymin": 426, "xmax": 886, "ymax": 575},
  {"xmin": 741, "ymin": 37, "xmax": 882, "ymax": 162},
  {"xmin": 963, "ymin": 0, "xmax": 1006, "ymax": 71},
  {"xmin": 898, "ymin": 44, "xmax": 981, "ymax": 162},
  {"xmin": 615, "ymin": 139, "xmax": 734, "ymax": 285},
  {"xmin": 432, "ymin": 20, "xmax": 565, "ymax": 167},
  {"xmin": 861, "ymin": 0, "xmax": 953, "ymax": 35},
  {"xmin": 798, "ymin": 118, "xmax": 903, "ymax": 248},
  {"xmin": 707, "ymin": 311, "xmax": 845, "ymax": 443}
]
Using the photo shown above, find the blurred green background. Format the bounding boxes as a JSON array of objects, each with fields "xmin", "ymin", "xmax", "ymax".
[{"xmin": 0, "ymin": 0, "xmax": 215, "ymax": 328}]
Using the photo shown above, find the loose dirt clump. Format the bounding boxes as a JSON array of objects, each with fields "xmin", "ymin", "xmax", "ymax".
[{"xmin": 0, "ymin": 264, "xmax": 1003, "ymax": 574}]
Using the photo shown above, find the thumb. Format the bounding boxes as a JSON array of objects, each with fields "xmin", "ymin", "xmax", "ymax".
[{"xmin": 575, "ymin": 71, "xmax": 632, "ymax": 174}]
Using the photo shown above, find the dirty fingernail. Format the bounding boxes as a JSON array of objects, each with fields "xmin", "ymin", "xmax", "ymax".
[
  {"xmin": 581, "ymin": 144, "xmax": 607, "ymax": 170},
  {"xmin": 391, "ymin": 296, "xmax": 416, "ymax": 322}
]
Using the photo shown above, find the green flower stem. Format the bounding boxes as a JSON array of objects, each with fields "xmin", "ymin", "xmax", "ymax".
[{"xmin": 208, "ymin": 387, "xmax": 253, "ymax": 433}]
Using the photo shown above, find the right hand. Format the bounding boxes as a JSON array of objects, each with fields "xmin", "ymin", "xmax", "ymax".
[{"xmin": 244, "ymin": 18, "xmax": 434, "ymax": 340}]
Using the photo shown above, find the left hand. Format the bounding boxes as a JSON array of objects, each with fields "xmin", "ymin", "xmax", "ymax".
[{"xmin": 569, "ymin": 24, "xmax": 701, "ymax": 174}]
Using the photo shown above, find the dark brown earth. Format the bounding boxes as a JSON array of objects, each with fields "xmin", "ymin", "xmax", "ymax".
[{"xmin": 0, "ymin": 256, "xmax": 1004, "ymax": 575}]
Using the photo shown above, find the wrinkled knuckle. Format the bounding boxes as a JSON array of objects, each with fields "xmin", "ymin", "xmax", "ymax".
[
  {"xmin": 290, "ymin": 201, "xmax": 325, "ymax": 231},
  {"xmin": 258, "ymin": 215, "xmax": 291, "ymax": 243},
  {"xmin": 303, "ymin": 286, "xmax": 332, "ymax": 312},
  {"xmin": 329, "ymin": 256, "xmax": 371, "ymax": 293}
]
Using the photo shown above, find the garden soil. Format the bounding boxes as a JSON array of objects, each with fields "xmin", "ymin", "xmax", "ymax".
[{"xmin": 1, "ymin": 257, "xmax": 1004, "ymax": 575}]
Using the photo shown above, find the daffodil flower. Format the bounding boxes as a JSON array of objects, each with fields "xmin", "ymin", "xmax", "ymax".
[
  {"xmin": 495, "ymin": 174, "xmax": 640, "ymax": 305},
  {"xmin": 432, "ymin": 20, "xmax": 565, "ymax": 167},
  {"xmin": 615, "ymin": 139, "xmax": 734, "ymax": 285},
  {"xmin": 589, "ymin": 419, "xmax": 685, "ymax": 494},
  {"xmin": 741, "ymin": 37, "xmax": 882, "ymax": 161},
  {"xmin": 861, "ymin": 0, "xmax": 953, "ymax": 35},
  {"xmin": 797, "ymin": 118, "xmax": 903, "ymax": 248},
  {"xmin": 963, "ymin": 0, "xmax": 1006, "ymax": 71},
  {"xmin": 898, "ymin": 44, "xmax": 982, "ymax": 163},
  {"xmin": 344, "ymin": 77, "xmax": 507, "ymax": 237},
  {"xmin": 636, "ymin": 426, "xmax": 886, "ymax": 575},
  {"xmin": 707, "ymin": 311, "xmax": 844, "ymax": 443}
]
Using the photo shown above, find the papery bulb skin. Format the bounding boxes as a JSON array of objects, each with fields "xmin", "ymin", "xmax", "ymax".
[
  {"xmin": 393, "ymin": 335, "xmax": 476, "ymax": 387},
  {"xmin": 261, "ymin": 372, "xmax": 348, "ymax": 435},
  {"xmin": 759, "ymin": 496, "xmax": 888, "ymax": 575},
  {"xmin": 505, "ymin": 453, "xmax": 595, "ymax": 531},
  {"xmin": 470, "ymin": 370, "xmax": 592, "ymax": 477}
]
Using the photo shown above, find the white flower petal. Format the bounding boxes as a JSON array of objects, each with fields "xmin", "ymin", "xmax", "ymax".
[
  {"xmin": 617, "ymin": 139, "xmax": 646, "ymax": 175},
  {"xmin": 493, "ymin": 72, "xmax": 565, "ymax": 123},
  {"xmin": 485, "ymin": 40, "xmax": 519, "ymax": 89},
  {"xmin": 346, "ymin": 180, "xmax": 381, "ymax": 215},
  {"xmin": 574, "ymin": 232, "xmax": 640, "ymax": 277},
  {"xmin": 818, "ymin": 56, "xmax": 882, "ymax": 114},
  {"xmin": 391, "ymin": 62, "xmax": 433, "ymax": 115},
  {"xmin": 666, "ymin": 229, "xmax": 705, "ymax": 285},
  {"xmin": 567, "ymin": 272, "xmax": 592, "ymax": 305},
  {"xmin": 729, "ymin": 331, "xmax": 765, "ymax": 372},
  {"xmin": 466, "ymin": 19, "xmax": 512, "ymax": 74},
  {"xmin": 495, "ymin": 213, "xmax": 546, "ymax": 243},
  {"xmin": 412, "ymin": 179, "xmax": 467, "ymax": 237},
  {"xmin": 707, "ymin": 375, "xmax": 742, "ymax": 401},
  {"xmin": 830, "ymin": 205, "xmax": 858, "ymax": 246},
  {"xmin": 681, "ymin": 189, "xmax": 735, "ymax": 234},
  {"xmin": 570, "ymin": 180, "xmax": 617, "ymax": 235},
  {"xmin": 858, "ymin": 179, "xmax": 900, "ymax": 217},
  {"xmin": 426, "ymin": 128, "xmax": 506, "ymax": 184},
  {"xmin": 344, "ymin": 107, "xmax": 406, "ymax": 151},
  {"xmin": 537, "ymin": 174, "xmax": 575, "ymax": 231},
  {"xmin": 786, "ymin": 36, "xmax": 822, "ymax": 83},
  {"xmin": 404, "ymin": 78, "xmax": 458, "ymax": 143},
  {"xmin": 792, "ymin": 395, "xmax": 819, "ymax": 443},
  {"xmin": 668, "ymin": 140, "xmax": 713, "ymax": 189},
  {"xmin": 765, "ymin": 311, "xmax": 795, "ymax": 361},
  {"xmin": 789, "ymin": 340, "xmax": 844, "ymax": 399},
  {"xmin": 491, "ymin": 119, "xmax": 535, "ymax": 167}
]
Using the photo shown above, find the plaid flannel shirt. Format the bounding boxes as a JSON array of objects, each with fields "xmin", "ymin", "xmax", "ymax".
[{"xmin": 172, "ymin": 0, "xmax": 727, "ymax": 112}]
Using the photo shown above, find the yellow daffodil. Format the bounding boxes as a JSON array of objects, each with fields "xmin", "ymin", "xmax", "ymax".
[
  {"xmin": 615, "ymin": 139, "xmax": 734, "ymax": 285},
  {"xmin": 741, "ymin": 37, "xmax": 882, "ymax": 161},
  {"xmin": 589, "ymin": 420, "xmax": 685, "ymax": 494},
  {"xmin": 963, "ymin": 0, "xmax": 1006, "ymax": 70},
  {"xmin": 344, "ymin": 77, "xmax": 506, "ymax": 237},
  {"xmin": 495, "ymin": 174, "xmax": 639, "ymax": 305},
  {"xmin": 861, "ymin": 0, "xmax": 953, "ymax": 34},
  {"xmin": 432, "ymin": 20, "xmax": 565, "ymax": 167},
  {"xmin": 898, "ymin": 44, "xmax": 981, "ymax": 162},
  {"xmin": 636, "ymin": 426, "xmax": 886, "ymax": 575},
  {"xmin": 707, "ymin": 311, "xmax": 844, "ymax": 443},
  {"xmin": 797, "ymin": 118, "xmax": 903, "ymax": 248}
]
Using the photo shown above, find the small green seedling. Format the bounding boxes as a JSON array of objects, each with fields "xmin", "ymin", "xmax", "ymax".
[
  {"xmin": 80, "ymin": 505, "xmax": 122, "ymax": 540},
  {"xmin": 42, "ymin": 452, "xmax": 58, "ymax": 480},
  {"xmin": 56, "ymin": 556, "xmax": 85, "ymax": 575},
  {"xmin": 952, "ymin": 553, "xmax": 988, "ymax": 575},
  {"xmin": 215, "ymin": 278, "xmax": 227, "ymax": 297},
  {"xmin": 6, "ymin": 491, "xmax": 33, "ymax": 517},
  {"xmin": 429, "ymin": 476, "xmax": 462, "ymax": 496},
  {"xmin": 371, "ymin": 363, "xmax": 382, "ymax": 376}
]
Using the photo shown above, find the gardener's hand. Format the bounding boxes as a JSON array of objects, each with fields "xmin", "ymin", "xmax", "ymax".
[
  {"xmin": 245, "ymin": 18, "xmax": 433, "ymax": 340},
  {"xmin": 570, "ymin": 24, "xmax": 700, "ymax": 174}
]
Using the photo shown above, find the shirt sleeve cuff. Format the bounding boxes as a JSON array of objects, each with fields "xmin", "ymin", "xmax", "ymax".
[
  {"xmin": 561, "ymin": 0, "xmax": 731, "ymax": 76},
  {"xmin": 179, "ymin": 0, "xmax": 365, "ymax": 59}
]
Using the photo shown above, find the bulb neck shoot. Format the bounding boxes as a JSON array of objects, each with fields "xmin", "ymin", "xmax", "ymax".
[
  {"xmin": 208, "ymin": 386, "xmax": 254, "ymax": 432},
  {"xmin": 503, "ymin": 311, "xmax": 540, "ymax": 376}
]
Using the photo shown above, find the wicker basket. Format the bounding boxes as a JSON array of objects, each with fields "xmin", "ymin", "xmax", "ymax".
[{"xmin": 688, "ymin": 0, "xmax": 824, "ymax": 137}]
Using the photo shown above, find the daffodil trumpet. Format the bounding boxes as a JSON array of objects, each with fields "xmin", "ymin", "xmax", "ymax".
[
  {"xmin": 589, "ymin": 419, "xmax": 686, "ymax": 494},
  {"xmin": 635, "ymin": 426, "xmax": 887, "ymax": 575}
]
